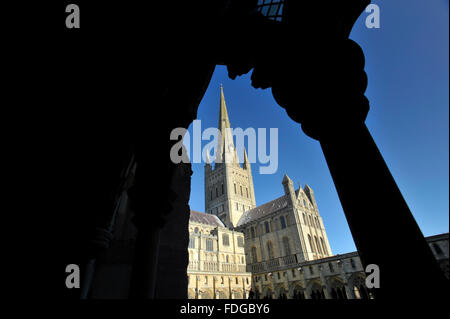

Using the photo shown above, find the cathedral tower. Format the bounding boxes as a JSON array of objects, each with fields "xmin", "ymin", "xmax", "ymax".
[{"xmin": 205, "ymin": 85, "xmax": 256, "ymax": 228}]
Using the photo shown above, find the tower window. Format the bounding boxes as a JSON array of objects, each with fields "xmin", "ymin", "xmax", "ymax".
[
  {"xmin": 315, "ymin": 236, "xmax": 323, "ymax": 254},
  {"xmin": 251, "ymin": 247, "xmax": 258, "ymax": 263},
  {"xmin": 433, "ymin": 243, "xmax": 444, "ymax": 255},
  {"xmin": 221, "ymin": 183, "xmax": 224, "ymax": 194},
  {"xmin": 234, "ymin": 183, "xmax": 237, "ymax": 194},
  {"xmin": 350, "ymin": 258, "xmax": 356, "ymax": 269},
  {"xmin": 292, "ymin": 269, "xmax": 296, "ymax": 277},
  {"xmin": 308, "ymin": 235, "xmax": 316, "ymax": 253},
  {"xmin": 240, "ymin": 185, "xmax": 243, "ymax": 196},
  {"xmin": 266, "ymin": 241, "xmax": 274, "ymax": 260},
  {"xmin": 216, "ymin": 187, "xmax": 218, "ymax": 197},
  {"xmin": 250, "ymin": 227, "xmax": 255, "ymax": 239},
  {"xmin": 320, "ymin": 237, "xmax": 328, "ymax": 255},
  {"xmin": 210, "ymin": 190, "xmax": 213, "ymax": 200},
  {"xmin": 236, "ymin": 203, "xmax": 239, "ymax": 210},
  {"xmin": 236, "ymin": 277, "xmax": 239, "ymax": 284},
  {"xmin": 280, "ymin": 216, "xmax": 286, "ymax": 229},
  {"xmin": 246, "ymin": 188, "xmax": 249, "ymax": 198},
  {"xmin": 282, "ymin": 237, "xmax": 291, "ymax": 256}
]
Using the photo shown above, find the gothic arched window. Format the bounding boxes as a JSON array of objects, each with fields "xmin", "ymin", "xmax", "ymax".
[
  {"xmin": 280, "ymin": 216, "xmax": 286, "ymax": 229},
  {"xmin": 188, "ymin": 236, "xmax": 195, "ymax": 248},
  {"xmin": 237, "ymin": 236, "xmax": 244, "ymax": 247},
  {"xmin": 320, "ymin": 237, "xmax": 328, "ymax": 255},
  {"xmin": 264, "ymin": 221, "xmax": 270, "ymax": 233},
  {"xmin": 222, "ymin": 234, "xmax": 230, "ymax": 246},
  {"xmin": 314, "ymin": 236, "xmax": 323, "ymax": 254},
  {"xmin": 251, "ymin": 246, "xmax": 258, "ymax": 263},
  {"xmin": 282, "ymin": 237, "xmax": 291, "ymax": 256},
  {"xmin": 250, "ymin": 227, "xmax": 255, "ymax": 238},
  {"xmin": 433, "ymin": 243, "xmax": 443, "ymax": 255},
  {"xmin": 266, "ymin": 241, "xmax": 274, "ymax": 260},
  {"xmin": 308, "ymin": 235, "xmax": 316, "ymax": 253}
]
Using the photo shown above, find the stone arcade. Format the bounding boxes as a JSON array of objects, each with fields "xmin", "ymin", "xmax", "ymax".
[{"xmin": 186, "ymin": 86, "xmax": 449, "ymax": 299}]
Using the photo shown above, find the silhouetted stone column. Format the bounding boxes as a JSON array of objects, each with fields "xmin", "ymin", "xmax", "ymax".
[
  {"xmin": 318, "ymin": 266, "xmax": 330, "ymax": 299},
  {"xmin": 318, "ymin": 122, "xmax": 448, "ymax": 299},
  {"xmin": 266, "ymin": 34, "xmax": 448, "ymax": 299},
  {"xmin": 154, "ymin": 163, "xmax": 193, "ymax": 298}
]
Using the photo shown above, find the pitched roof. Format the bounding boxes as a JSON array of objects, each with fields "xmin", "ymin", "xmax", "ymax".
[
  {"xmin": 236, "ymin": 194, "xmax": 289, "ymax": 227},
  {"xmin": 190, "ymin": 210, "xmax": 225, "ymax": 227}
]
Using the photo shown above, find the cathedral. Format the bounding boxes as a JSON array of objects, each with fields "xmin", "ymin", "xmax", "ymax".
[
  {"xmin": 187, "ymin": 86, "xmax": 449, "ymax": 299},
  {"xmin": 86, "ymin": 85, "xmax": 448, "ymax": 299}
]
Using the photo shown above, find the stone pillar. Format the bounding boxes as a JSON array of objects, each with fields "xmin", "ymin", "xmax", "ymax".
[
  {"xmin": 154, "ymin": 163, "xmax": 193, "ymax": 298},
  {"xmin": 299, "ymin": 268, "xmax": 310, "ymax": 299},
  {"xmin": 265, "ymin": 30, "xmax": 449, "ymax": 297},
  {"xmin": 319, "ymin": 265, "xmax": 330, "ymax": 299},
  {"xmin": 342, "ymin": 273, "xmax": 355, "ymax": 299}
]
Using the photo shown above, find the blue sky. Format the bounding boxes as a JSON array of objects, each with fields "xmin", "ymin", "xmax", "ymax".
[{"xmin": 185, "ymin": 0, "xmax": 449, "ymax": 254}]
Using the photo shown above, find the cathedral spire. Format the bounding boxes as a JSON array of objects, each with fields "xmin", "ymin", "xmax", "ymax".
[
  {"xmin": 216, "ymin": 85, "xmax": 238, "ymax": 164},
  {"xmin": 218, "ymin": 84, "xmax": 231, "ymax": 133}
]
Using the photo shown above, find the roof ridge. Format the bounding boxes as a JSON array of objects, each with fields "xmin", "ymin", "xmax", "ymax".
[
  {"xmin": 189, "ymin": 210, "xmax": 225, "ymax": 227},
  {"xmin": 236, "ymin": 194, "xmax": 289, "ymax": 227}
]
